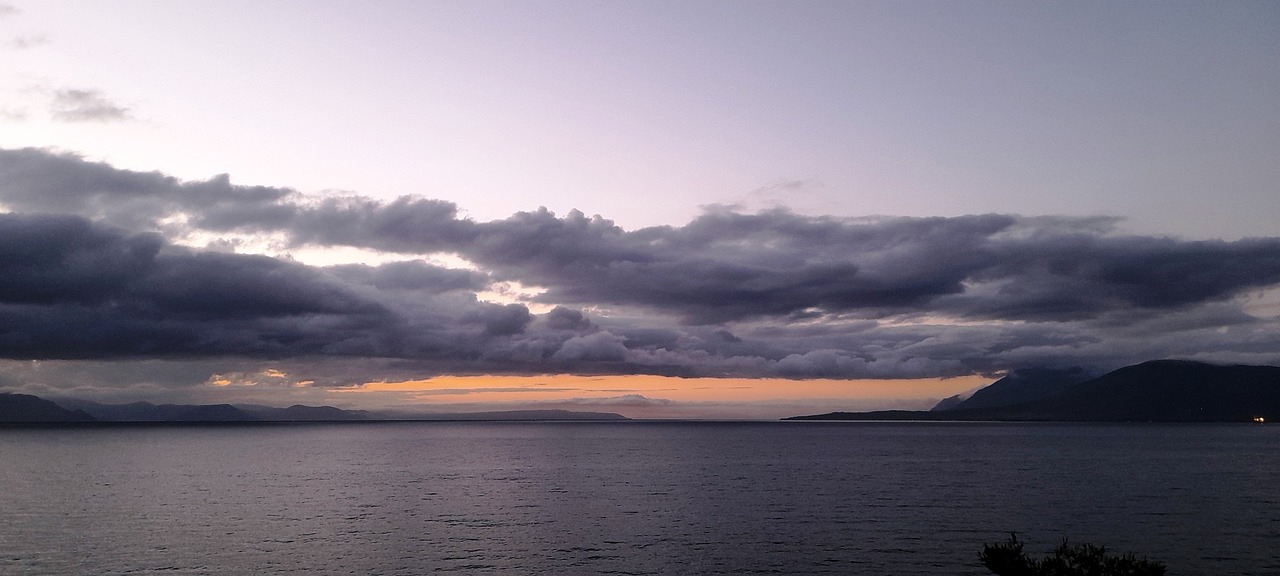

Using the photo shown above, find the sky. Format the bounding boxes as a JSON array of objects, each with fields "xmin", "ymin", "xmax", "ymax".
[{"xmin": 0, "ymin": 1, "xmax": 1278, "ymax": 418}]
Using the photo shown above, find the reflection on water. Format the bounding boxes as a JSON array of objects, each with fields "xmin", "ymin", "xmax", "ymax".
[{"xmin": 1, "ymin": 422, "xmax": 1277, "ymax": 575}]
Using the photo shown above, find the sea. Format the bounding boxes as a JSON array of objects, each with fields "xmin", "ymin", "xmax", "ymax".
[{"xmin": 1, "ymin": 421, "xmax": 1277, "ymax": 575}]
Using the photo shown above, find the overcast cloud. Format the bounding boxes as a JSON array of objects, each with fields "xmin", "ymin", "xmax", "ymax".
[
  {"xmin": 46, "ymin": 88, "xmax": 132, "ymax": 123},
  {"xmin": 2, "ymin": 147, "xmax": 1280, "ymax": 401}
]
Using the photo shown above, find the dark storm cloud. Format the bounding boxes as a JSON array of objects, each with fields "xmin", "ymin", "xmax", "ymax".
[
  {"xmin": 0, "ymin": 213, "xmax": 160, "ymax": 305},
  {"xmin": 0, "ymin": 214, "xmax": 390, "ymax": 358},
  {"xmin": 280, "ymin": 196, "xmax": 472, "ymax": 253},
  {"xmin": 172, "ymin": 185, "xmax": 1280, "ymax": 326},
  {"xmin": 543, "ymin": 306, "xmax": 594, "ymax": 331},
  {"xmin": 453, "ymin": 208, "xmax": 1280, "ymax": 327},
  {"xmin": 471, "ymin": 208, "xmax": 1006, "ymax": 323},
  {"xmin": 0, "ymin": 148, "xmax": 294, "ymax": 232},
  {"xmin": 3, "ymin": 147, "xmax": 1280, "ymax": 386},
  {"xmin": 465, "ymin": 303, "xmax": 533, "ymax": 337},
  {"xmin": 0, "ymin": 213, "xmax": 374, "ymax": 318},
  {"xmin": 0, "ymin": 198, "xmax": 635, "ymax": 377},
  {"xmin": 21, "ymin": 147, "xmax": 1278, "ymax": 327},
  {"xmin": 942, "ymin": 233, "xmax": 1280, "ymax": 321}
]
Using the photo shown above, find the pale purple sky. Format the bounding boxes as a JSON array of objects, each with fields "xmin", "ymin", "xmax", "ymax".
[{"xmin": 3, "ymin": 1, "xmax": 1276, "ymax": 238}]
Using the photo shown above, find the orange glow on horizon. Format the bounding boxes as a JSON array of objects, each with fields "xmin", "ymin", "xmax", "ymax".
[{"xmin": 340, "ymin": 373, "xmax": 988, "ymax": 405}]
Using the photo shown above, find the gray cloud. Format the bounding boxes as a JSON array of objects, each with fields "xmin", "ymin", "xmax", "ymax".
[
  {"xmin": 7, "ymin": 34, "xmax": 47, "ymax": 50},
  {"xmin": 2, "ymin": 147, "xmax": 1280, "ymax": 391},
  {"xmin": 50, "ymin": 88, "xmax": 133, "ymax": 122},
  {"xmin": 551, "ymin": 332, "xmax": 629, "ymax": 363},
  {"xmin": 0, "ymin": 149, "xmax": 292, "ymax": 231},
  {"xmin": 0, "ymin": 106, "xmax": 26, "ymax": 121}
]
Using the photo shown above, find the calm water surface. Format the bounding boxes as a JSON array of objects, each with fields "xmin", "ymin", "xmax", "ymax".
[{"xmin": 1, "ymin": 422, "xmax": 1277, "ymax": 575}]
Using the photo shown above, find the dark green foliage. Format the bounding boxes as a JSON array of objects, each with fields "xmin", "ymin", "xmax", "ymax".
[
  {"xmin": 981, "ymin": 534, "xmax": 1166, "ymax": 576},
  {"xmin": 980, "ymin": 533, "xmax": 1033, "ymax": 575}
]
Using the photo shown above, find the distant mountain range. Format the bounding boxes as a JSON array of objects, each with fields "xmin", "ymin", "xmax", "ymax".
[
  {"xmin": 787, "ymin": 360, "xmax": 1280, "ymax": 422},
  {"xmin": 930, "ymin": 366, "xmax": 1095, "ymax": 412},
  {"xmin": 0, "ymin": 394, "xmax": 95, "ymax": 423},
  {"xmin": 0, "ymin": 394, "xmax": 627, "ymax": 424},
  {"xmin": 8, "ymin": 359, "xmax": 1278, "ymax": 424}
]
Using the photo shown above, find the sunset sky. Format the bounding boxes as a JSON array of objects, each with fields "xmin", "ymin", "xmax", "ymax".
[{"xmin": 1, "ymin": 1, "xmax": 1278, "ymax": 418}]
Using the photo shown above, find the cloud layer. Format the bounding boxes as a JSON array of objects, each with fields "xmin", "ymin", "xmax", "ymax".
[{"xmin": 3, "ymin": 147, "xmax": 1280, "ymax": 399}]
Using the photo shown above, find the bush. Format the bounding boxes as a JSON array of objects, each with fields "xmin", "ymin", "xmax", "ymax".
[{"xmin": 980, "ymin": 534, "xmax": 1166, "ymax": 576}]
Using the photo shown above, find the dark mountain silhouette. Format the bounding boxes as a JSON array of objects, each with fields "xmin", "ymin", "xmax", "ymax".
[
  {"xmin": 1004, "ymin": 360, "xmax": 1280, "ymax": 422},
  {"xmin": 55, "ymin": 400, "xmax": 165, "ymax": 421},
  {"xmin": 238, "ymin": 404, "xmax": 372, "ymax": 421},
  {"xmin": 933, "ymin": 366, "xmax": 1094, "ymax": 411},
  {"xmin": 929, "ymin": 393, "xmax": 968, "ymax": 411},
  {"xmin": 168, "ymin": 404, "xmax": 255, "ymax": 422},
  {"xmin": 52, "ymin": 399, "xmax": 259, "ymax": 422},
  {"xmin": 54, "ymin": 399, "xmax": 379, "ymax": 422},
  {"xmin": 0, "ymin": 393, "xmax": 95, "ymax": 423},
  {"xmin": 789, "ymin": 360, "xmax": 1280, "ymax": 422},
  {"xmin": 24, "ymin": 396, "xmax": 627, "ymax": 422},
  {"xmin": 374, "ymin": 409, "xmax": 629, "ymax": 421}
]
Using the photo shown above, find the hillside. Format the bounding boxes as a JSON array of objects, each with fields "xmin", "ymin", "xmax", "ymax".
[
  {"xmin": 0, "ymin": 393, "xmax": 96, "ymax": 423},
  {"xmin": 1009, "ymin": 360, "xmax": 1280, "ymax": 422},
  {"xmin": 935, "ymin": 366, "xmax": 1093, "ymax": 411},
  {"xmin": 3, "ymin": 395, "xmax": 627, "ymax": 423},
  {"xmin": 52, "ymin": 399, "xmax": 263, "ymax": 422},
  {"xmin": 378, "ymin": 409, "xmax": 629, "ymax": 421},
  {"xmin": 790, "ymin": 360, "xmax": 1280, "ymax": 422}
]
